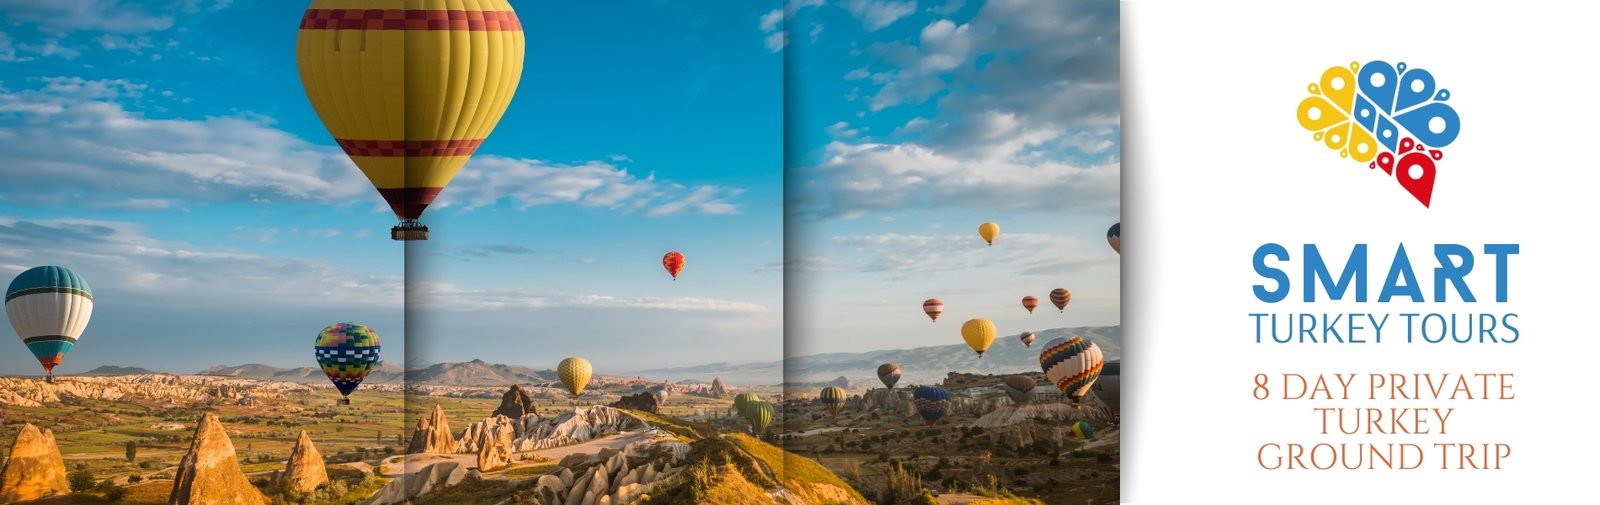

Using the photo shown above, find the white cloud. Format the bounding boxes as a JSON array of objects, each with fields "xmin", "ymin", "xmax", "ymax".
[
  {"xmin": 828, "ymin": 232, "xmax": 1113, "ymax": 277},
  {"xmin": 758, "ymin": 0, "xmax": 828, "ymax": 52},
  {"xmin": 410, "ymin": 281, "xmax": 769, "ymax": 314},
  {"xmin": 0, "ymin": 217, "xmax": 403, "ymax": 310},
  {"xmin": 759, "ymin": 8, "xmax": 785, "ymax": 32},
  {"xmin": 0, "ymin": 0, "xmax": 176, "ymax": 34},
  {"xmin": 764, "ymin": 31, "xmax": 787, "ymax": 53},
  {"xmin": 844, "ymin": 0, "xmax": 917, "ymax": 31},
  {"xmin": 0, "ymin": 78, "xmax": 745, "ymax": 218}
]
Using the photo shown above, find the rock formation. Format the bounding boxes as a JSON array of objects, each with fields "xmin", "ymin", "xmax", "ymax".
[
  {"xmin": 829, "ymin": 376, "xmax": 851, "ymax": 389},
  {"xmin": 707, "ymin": 377, "xmax": 731, "ymax": 398},
  {"xmin": 492, "ymin": 384, "xmax": 539, "ymax": 419},
  {"xmin": 0, "ymin": 423, "xmax": 69, "ymax": 504},
  {"xmin": 0, "ymin": 376, "xmax": 312, "ymax": 408},
  {"xmin": 856, "ymin": 387, "xmax": 1112, "ymax": 421},
  {"xmin": 526, "ymin": 435, "xmax": 691, "ymax": 505},
  {"xmin": 280, "ymin": 430, "xmax": 328, "ymax": 493},
  {"xmin": 476, "ymin": 422, "xmax": 515, "ymax": 472},
  {"xmin": 406, "ymin": 405, "xmax": 457, "ymax": 454},
  {"xmin": 361, "ymin": 461, "xmax": 466, "ymax": 505},
  {"xmin": 608, "ymin": 392, "xmax": 661, "ymax": 414},
  {"xmin": 168, "ymin": 413, "xmax": 270, "ymax": 505}
]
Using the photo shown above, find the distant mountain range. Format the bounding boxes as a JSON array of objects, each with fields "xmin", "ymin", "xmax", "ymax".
[
  {"xmin": 80, "ymin": 326, "xmax": 1119, "ymax": 388},
  {"xmin": 80, "ymin": 365, "xmax": 163, "ymax": 376},
  {"xmin": 630, "ymin": 325, "xmax": 1121, "ymax": 386}
]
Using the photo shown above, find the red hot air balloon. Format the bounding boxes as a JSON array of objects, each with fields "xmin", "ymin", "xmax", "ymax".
[{"xmin": 663, "ymin": 251, "xmax": 685, "ymax": 280}]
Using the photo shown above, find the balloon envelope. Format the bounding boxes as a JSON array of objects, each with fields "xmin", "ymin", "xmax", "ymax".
[
  {"xmin": 1107, "ymin": 222, "xmax": 1121, "ymax": 254},
  {"xmin": 961, "ymin": 318, "xmax": 996, "ymax": 357},
  {"xmin": 314, "ymin": 323, "xmax": 381, "ymax": 398},
  {"xmin": 820, "ymin": 386, "xmax": 846, "ymax": 416},
  {"xmin": 1049, "ymin": 288, "xmax": 1071, "ymax": 312},
  {"xmin": 295, "ymin": 1, "xmax": 525, "ymax": 226},
  {"xmin": 747, "ymin": 401, "xmax": 774, "ymax": 435},
  {"xmin": 1021, "ymin": 296, "xmax": 1038, "ymax": 314},
  {"xmin": 913, "ymin": 386, "xmax": 952, "ymax": 426},
  {"xmin": 663, "ymin": 251, "xmax": 685, "ymax": 280},
  {"xmin": 922, "ymin": 298, "xmax": 943, "ymax": 322},
  {"xmin": 1020, "ymin": 331, "xmax": 1036, "ymax": 348},
  {"xmin": 6, "ymin": 266, "xmax": 93, "ymax": 375},
  {"xmin": 558, "ymin": 357, "xmax": 593, "ymax": 397},
  {"xmin": 1040, "ymin": 337, "xmax": 1105, "ymax": 402},
  {"xmin": 733, "ymin": 393, "xmax": 761, "ymax": 417},
  {"xmin": 877, "ymin": 363, "xmax": 902, "ymax": 389},
  {"xmin": 1000, "ymin": 375, "xmax": 1037, "ymax": 405},
  {"xmin": 1070, "ymin": 420, "xmax": 1094, "ymax": 440},
  {"xmin": 978, "ymin": 221, "xmax": 999, "ymax": 245}
]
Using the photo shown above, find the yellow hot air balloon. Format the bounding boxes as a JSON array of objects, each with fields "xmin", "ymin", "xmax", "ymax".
[
  {"xmin": 557, "ymin": 357, "xmax": 592, "ymax": 397},
  {"xmin": 978, "ymin": 221, "xmax": 999, "ymax": 246},
  {"xmin": 961, "ymin": 318, "xmax": 997, "ymax": 357},
  {"xmin": 296, "ymin": 1, "xmax": 526, "ymax": 241}
]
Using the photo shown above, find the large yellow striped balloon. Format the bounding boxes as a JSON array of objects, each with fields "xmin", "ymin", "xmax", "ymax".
[
  {"xmin": 296, "ymin": 0, "xmax": 526, "ymax": 239},
  {"xmin": 557, "ymin": 356, "xmax": 592, "ymax": 397}
]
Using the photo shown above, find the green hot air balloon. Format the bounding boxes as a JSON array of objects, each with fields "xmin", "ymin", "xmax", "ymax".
[
  {"xmin": 747, "ymin": 401, "xmax": 774, "ymax": 436},
  {"xmin": 733, "ymin": 392, "xmax": 761, "ymax": 417}
]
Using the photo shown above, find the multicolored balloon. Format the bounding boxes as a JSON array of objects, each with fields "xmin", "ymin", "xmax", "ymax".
[
  {"xmin": 6, "ymin": 266, "xmax": 93, "ymax": 383},
  {"xmin": 296, "ymin": 1, "xmax": 526, "ymax": 240},
  {"xmin": 314, "ymin": 323, "xmax": 381, "ymax": 404},
  {"xmin": 978, "ymin": 221, "xmax": 1000, "ymax": 246},
  {"xmin": 662, "ymin": 251, "xmax": 685, "ymax": 280},
  {"xmin": 922, "ymin": 298, "xmax": 943, "ymax": 322},
  {"xmin": 1049, "ymin": 288, "xmax": 1071, "ymax": 313},
  {"xmin": 912, "ymin": 386, "xmax": 952, "ymax": 426},
  {"xmin": 1021, "ymin": 296, "xmax": 1038, "ymax": 314},
  {"xmin": 1000, "ymin": 375, "xmax": 1036, "ymax": 405},
  {"xmin": 1070, "ymin": 420, "xmax": 1094, "ymax": 440},
  {"xmin": 819, "ymin": 386, "xmax": 846, "ymax": 416},
  {"xmin": 1106, "ymin": 222, "xmax": 1121, "ymax": 254},
  {"xmin": 733, "ymin": 392, "xmax": 761, "ymax": 417},
  {"xmin": 1019, "ymin": 331, "xmax": 1036, "ymax": 348},
  {"xmin": 877, "ymin": 363, "xmax": 902, "ymax": 389},
  {"xmin": 558, "ymin": 357, "xmax": 593, "ymax": 397},
  {"xmin": 747, "ymin": 401, "xmax": 774, "ymax": 435},
  {"xmin": 1040, "ymin": 336, "xmax": 1105, "ymax": 403},
  {"xmin": 961, "ymin": 318, "xmax": 996, "ymax": 357}
]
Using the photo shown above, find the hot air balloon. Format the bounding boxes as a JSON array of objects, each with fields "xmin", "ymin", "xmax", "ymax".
[
  {"xmin": 978, "ymin": 221, "xmax": 999, "ymax": 246},
  {"xmin": 912, "ymin": 386, "xmax": 951, "ymax": 426},
  {"xmin": 296, "ymin": 1, "xmax": 526, "ymax": 241},
  {"xmin": 313, "ymin": 323, "xmax": 381, "ymax": 405},
  {"xmin": 1049, "ymin": 288, "xmax": 1071, "ymax": 313},
  {"xmin": 747, "ymin": 401, "xmax": 774, "ymax": 435},
  {"xmin": 1000, "ymin": 375, "xmax": 1036, "ymax": 405},
  {"xmin": 1040, "ymin": 336, "xmax": 1105, "ymax": 403},
  {"xmin": 961, "ymin": 318, "xmax": 996, "ymax": 357},
  {"xmin": 819, "ymin": 386, "xmax": 846, "ymax": 416},
  {"xmin": 649, "ymin": 385, "xmax": 670, "ymax": 404},
  {"xmin": 1019, "ymin": 331, "xmax": 1036, "ymax": 348},
  {"xmin": 558, "ymin": 357, "xmax": 593, "ymax": 398},
  {"xmin": 662, "ymin": 251, "xmax": 685, "ymax": 280},
  {"xmin": 733, "ymin": 392, "xmax": 761, "ymax": 417},
  {"xmin": 876, "ymin": 363, "xmax": 902, "ymax": 389},
  {"xmin": 1107, "ymin": 222, "xmax": 1121, "ymax": 254},
  {"xmin": 1070, "ymin": 420, "xmax": 1094, "ymax": 440},
  {"xmin": 6, "ymin": 266, "xmax": 93, "ymax": 383},
  {"xmin": 922, "ymin": 298, "xmax": 943, "ymax": 322},
  {"xmin": 1021, "ymin": 296, "xmax": 1038, "ymax": 314}
]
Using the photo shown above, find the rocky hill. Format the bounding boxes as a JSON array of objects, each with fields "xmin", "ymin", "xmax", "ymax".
[
  {"xmin": 0, "ymin": 375, "xmax": 314, "ymax": 407},
  {"xmin": 198, "ymin": 361, "xmax": 404, "ymax": 384},
  {"xmin": 79, "ymin": 365, "xmax": 162, "ymax": 376}
]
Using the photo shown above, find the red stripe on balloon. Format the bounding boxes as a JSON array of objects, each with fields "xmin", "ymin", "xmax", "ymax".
[
  {"xmin": 335, "ymin": 139, "xmax": 485, "ymax": 158},
  {"xmin": 377, "ymin": 187, "xmax": 444, "ymax": 221},
  {"xmin": 299, "ymin": 9, "xmax": 523, "ymax": 31}
]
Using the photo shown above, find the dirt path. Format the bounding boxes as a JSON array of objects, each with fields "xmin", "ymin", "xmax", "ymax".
[{"xmin": 936, "ymin": 494, "xmax": 987, "ymax": 504}]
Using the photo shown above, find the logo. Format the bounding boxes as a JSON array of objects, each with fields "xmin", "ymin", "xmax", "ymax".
[{"xmin": 1296, "ymin": 60, "xmax": 1460, "ymax": 207}]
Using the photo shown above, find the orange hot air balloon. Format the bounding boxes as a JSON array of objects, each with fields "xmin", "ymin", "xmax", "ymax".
[
  {"xmin": 1049, "ymin": 288, "xmax": 1071, "ymax": 312},
  {"xmin": 296, "ymin": 1, "xmax": 526, "ymax": 241},
  {"xmin": 663, "ymin": 251, "xmax": 685, "ymax": 280},
  {"xmin": 922, "ymin": 298, "xmax": 943, "ymax": 322},
  {"xmin": 1021, "ymin": 296, "xmax": 1039, "ymax": 314}
]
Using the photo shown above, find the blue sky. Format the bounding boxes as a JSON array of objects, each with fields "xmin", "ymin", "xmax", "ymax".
[
  {"xmin": 0, "ymin": 1, "xmax": 782, "ymax": 375},
  {"xmin": 781, "ymin": 0, "xmax": 1122, "ymax": 359}
]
